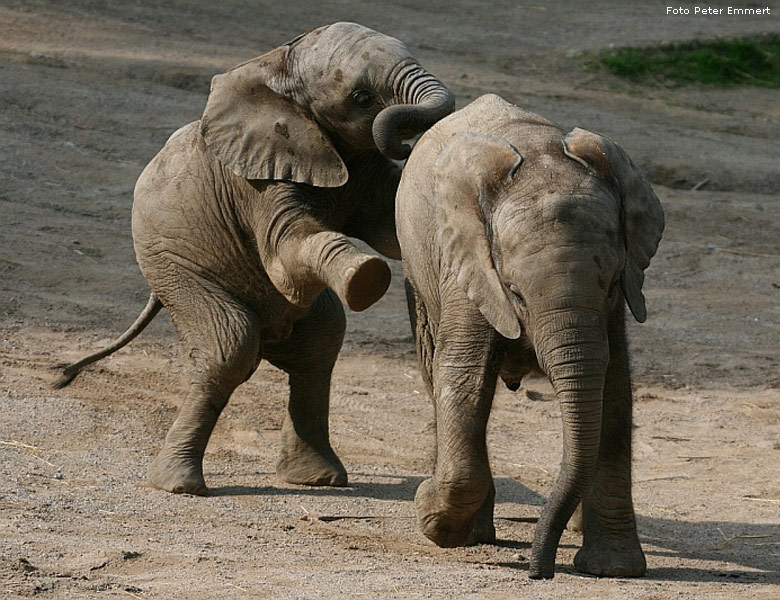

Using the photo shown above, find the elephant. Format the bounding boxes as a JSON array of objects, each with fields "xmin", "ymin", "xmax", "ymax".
[
  {"xmin": 55, "ymin": 22, "xmax": 454, "ymax": 496},
  {"xmin": 396, "ymin": 94, "xmax": 664, "ymax": 579}
]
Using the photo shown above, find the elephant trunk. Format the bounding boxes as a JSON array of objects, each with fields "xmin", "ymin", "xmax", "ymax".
[
  {"xmin": 529, "ymin": 315, "xmax": 608, "ymax": 579},
  {"xmin": 372, "ymin": 62, "xmax": 454, "ymax": 160}
]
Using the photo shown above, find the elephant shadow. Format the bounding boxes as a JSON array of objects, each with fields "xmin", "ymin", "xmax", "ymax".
[
  {"xmin": 210, "ymin": 476, "xmax": 778, "ymax": 583},
  {"xmin": 209, "ymin": 473, "xmax": 542, "ymax": 504},
  {"xmin": 460, "ymin": 480, "xmax": 780, "ymax": 583},
  {"xmin": 636, "ymin": 515, "xmax": 780, "ymax": 584},
  {"xmin": 490, "ymin": 480, "xmax": 779, "ymax": 582},
  {"xmin": 210, "ymin": 473, "xmax": 425, "ymax": 501}
]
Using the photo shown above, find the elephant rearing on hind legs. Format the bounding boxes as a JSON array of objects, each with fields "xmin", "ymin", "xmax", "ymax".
[
  {"xmin": 397, "ymin": 94, "xmax": 664, "ymax": 579},
  {"xmin": 56, "ymin": 22, "xmax": 454, "ymax": 496}
]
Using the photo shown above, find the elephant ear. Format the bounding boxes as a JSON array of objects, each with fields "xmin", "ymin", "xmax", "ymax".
[
  {"xmin": 562, "ymin": 127, "xmax": 665, "ymax": 322},
  {"xmin": 200, "ymin": 47, "xmax": 348, "ymax": 187},
  {"xmin": 435, "ymin": 133, "xmax": 524, "ymax": 339}
]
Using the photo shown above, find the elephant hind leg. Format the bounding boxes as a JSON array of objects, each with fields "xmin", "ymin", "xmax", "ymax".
[
  {"xmin": 148, "ymin": 285, "xmax": 262, "ymax": 495},
  {"xmin": 264, "ymin": 289, "xmax": 348, "ymax": 487}
]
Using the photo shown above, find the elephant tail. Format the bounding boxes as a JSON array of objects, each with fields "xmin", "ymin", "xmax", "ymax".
[{"xmin": 53, "ymin": 292, "xmax": 163, "ymax": 389}]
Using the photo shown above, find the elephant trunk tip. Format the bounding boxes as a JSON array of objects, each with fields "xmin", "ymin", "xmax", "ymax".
[
  {"xmin": 372, "ymin": 112, "xmax": 413, "ymax": 160},
  {"xmin": 373, "ymin": 126, "xmax": 413, "ymax": 160},
  {"xmin": 528, "ymin": 564, "xmax": 555, "ymax": 580}
]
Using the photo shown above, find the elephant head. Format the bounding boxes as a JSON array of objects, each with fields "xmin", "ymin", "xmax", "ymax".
[
  {"xmin": 436, "ymin": 129, "xmax": 664, "ymax": 336},
  {"xmin": 200, "ymin": 21, "xmax": 455, "ymax": 188},
  {"xmin": 431, "ymin": 106, "xmax": 664, "ymax": 576}
]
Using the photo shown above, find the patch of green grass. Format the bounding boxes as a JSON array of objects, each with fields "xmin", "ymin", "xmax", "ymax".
[{"xmin": 599, "ymin": 36, "xmax": 780, "ymax": 88}]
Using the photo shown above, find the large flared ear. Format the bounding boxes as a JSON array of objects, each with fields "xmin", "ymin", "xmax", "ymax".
[
  {"xmin": 200, "ymin": 47, "xmax": 348, "ymax": 187},
  {"xmin": 562, "ymin": 128, "xmax": 665, "ymax": 322},
  {"xmin": 434, "ymin": 133, "xmax": 524, "ymax": 339}
]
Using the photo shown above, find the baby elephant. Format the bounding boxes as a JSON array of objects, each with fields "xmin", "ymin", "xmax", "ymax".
[
  {"xmin": 397, "ymin": 94, "xmax": 664, "ymax": 578},
  {"xmin": 57, "ymin": 23, "xmax": 453, "ymax": 495}
]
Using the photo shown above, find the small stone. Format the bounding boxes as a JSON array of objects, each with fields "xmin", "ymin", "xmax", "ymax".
[{"xmin": 511, "ymin": 553, "xmax": 525, "ymax": 561}]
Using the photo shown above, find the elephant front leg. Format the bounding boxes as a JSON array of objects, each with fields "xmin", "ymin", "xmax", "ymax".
[
  {"xmin": 300, "ymin": 231, "xmax": 391, "ymax": 312},
  {"xmin": 415, "ymin": 305, "xmax": 499, "ymax": 547},
  {"xmin": 574, "ymin": 307, "xmax": 646, "ymax": 577},
  {"xmin": 268, "ymin": 223, "xmax": 391, "ymax": 313},
  {"xmin": 265, "ymin": 289, "xmax": 348, "ymax": 487}
]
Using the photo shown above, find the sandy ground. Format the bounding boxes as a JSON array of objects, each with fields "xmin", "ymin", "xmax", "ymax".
[{"xmin": 1, "ymin": 1, "xmax": 779, "ymax": 598}]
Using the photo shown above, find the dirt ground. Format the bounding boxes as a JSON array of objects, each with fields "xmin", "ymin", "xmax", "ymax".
[{"xmin": 1, "ymin": 1, "xmax": 779, "ymax": 598}]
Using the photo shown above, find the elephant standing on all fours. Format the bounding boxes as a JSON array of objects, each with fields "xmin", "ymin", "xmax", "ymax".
[
  {"xmin": 57, "ymin": 22, "xmax": 454, "ymax": 496},
  {"xmin": 397, "ymin": 94, "xmax": 664, "ymax": 579}
]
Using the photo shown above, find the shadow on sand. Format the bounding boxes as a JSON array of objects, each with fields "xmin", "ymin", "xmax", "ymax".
[{"xmin": 210, "ymin": 474, "xmax": 778, "ymax": 583}]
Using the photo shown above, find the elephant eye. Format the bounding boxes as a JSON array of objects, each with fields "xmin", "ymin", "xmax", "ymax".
[
  {"xmin": 350, "ymin": 89, "xmax": 374, "ymax": 108},
  {"xmin": 608, "ymin": 274, "xmax": 621, "ymax": 297},
  {"xmin": 508, "ymin": 284, "xmax": 527, "ymax": 309}
]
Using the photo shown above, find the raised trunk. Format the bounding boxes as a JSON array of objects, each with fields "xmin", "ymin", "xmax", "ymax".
[
  {"xmin": 372, "ymin": 62, "xmax": 454, "ymax": 160},
  {"xmin": 529, "ymin": 319, "xmax": 608, "ymax": 579}
]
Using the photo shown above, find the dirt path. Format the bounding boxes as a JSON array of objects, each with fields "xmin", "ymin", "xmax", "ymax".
[{"xmin": 1, "ymin": 2, "xmax": 779, "ymax": 598}]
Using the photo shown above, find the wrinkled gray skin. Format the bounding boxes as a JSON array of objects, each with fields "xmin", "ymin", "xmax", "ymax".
[
  {"xmin": 57, "ymin": 22, "xmax": 454, "ymax": 496},
  {"xmin": 397, "ymin": 95, "xmax": 664, "ymax": 579}
]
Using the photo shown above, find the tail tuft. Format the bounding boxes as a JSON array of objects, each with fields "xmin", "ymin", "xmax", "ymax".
[
  {"xmin": 52, "ymin": 364, "xmax": 80, "ymax": 389},
  {"xmin": 51, "ymin": 292, "xmax": 163, "ymax": 392}
]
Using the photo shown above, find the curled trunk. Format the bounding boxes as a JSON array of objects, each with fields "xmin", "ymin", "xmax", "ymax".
[{"xmin": 372, "ymin": 62, "xmax": 454, "ymax": 160}]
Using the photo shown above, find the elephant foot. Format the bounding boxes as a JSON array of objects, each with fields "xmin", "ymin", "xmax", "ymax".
[
  {"xmin": 414, "ymin": 478, "xmax": 495, "ymax": 547},
  {"xmin": 343, "ymin": 256, "xmax": 391, "ymax": 312},
  {"xmin": 147, "ymin": 450, "xmax": 208, "ymax": 496},
  {"xmin": 276, "ymin": 443, "xmax": 348, "ymax": 487},
  {"xmin": 574, "ymin": 534, "xmax": 646, "ymax": 577}
]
